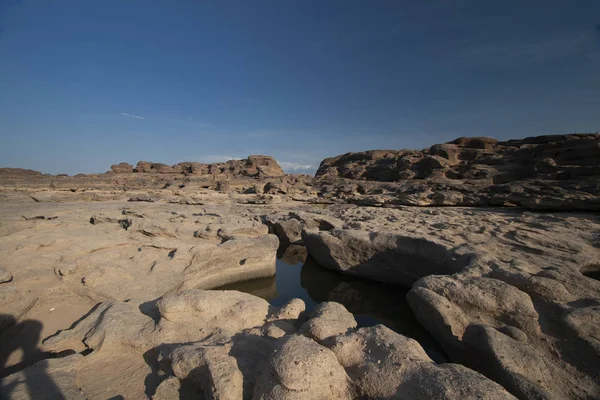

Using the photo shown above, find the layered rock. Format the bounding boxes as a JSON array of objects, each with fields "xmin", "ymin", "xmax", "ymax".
[
  {"xmin": 113, "ymin": 155, "xmax": 285, "ymax": 177},
  {"xmin": 0, "ymin": 155, "xmax": 314, "ymax": 202},
  {"xmin": 295, "ymin": 205, "xmax": 600, "ymax": 399},
  {"xmin": 4, "ymin": 290, "xmax": 514, "ymax": 400},
  {"xmin": 315, "ymin": 133, "xmax": 600, "ymax": 211}
]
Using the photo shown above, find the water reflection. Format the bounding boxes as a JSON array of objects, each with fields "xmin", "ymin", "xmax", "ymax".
[{"xmin": 217, "ymin": 245, "xmax": 446, "ymax": 362}]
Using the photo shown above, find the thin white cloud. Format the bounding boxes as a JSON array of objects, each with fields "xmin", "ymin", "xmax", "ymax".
[
  {"xmin": 120, "ymin": 112, "xmax": 145, "ymax": 120},
  {"xmin": 277, "ymin": 161, "xmax": 318, "ymax": 174},
  {"xmin": 192, "ymin": 122, "xmax": 215, "ymax": 128}
]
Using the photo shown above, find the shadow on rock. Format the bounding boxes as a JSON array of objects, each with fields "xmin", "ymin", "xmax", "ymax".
[{"xmin": 0, "ymin": 314, "xmax": 65, "ymax": 399}]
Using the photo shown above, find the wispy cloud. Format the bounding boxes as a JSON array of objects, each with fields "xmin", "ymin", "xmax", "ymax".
[
  {"xmin": 192, "ymin": 122, "xmax": 214, "ymax": 128},
  {"xmin": 120, "ymin": 112, "xmax": 145, "ymax": 120},
  {"xmin": 183, "ymin": 116, "xmax": 214, "ymax": 128},
  {"xmin": 278, "ymin": 161, "xmax": 318, "ymax": 174}
]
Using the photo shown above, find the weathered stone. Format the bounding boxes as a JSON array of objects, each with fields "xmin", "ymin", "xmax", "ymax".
[
  {"xmin": 110, "ymin": 162, "xmax": 134, "ymax": 173},
  {"xmin": 254, "ymin": 335, "xmax": 353, "ymax": 399},
  {"xmin": 0, "ymin": 266, "xmax": 12, "ymax": 283},
  {"xmin": 299, "ymin": 302, "xmax": 357, "ymax": 343}
]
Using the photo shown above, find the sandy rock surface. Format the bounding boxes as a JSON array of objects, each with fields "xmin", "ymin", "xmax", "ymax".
[
  {"xmin": 270, "ymin": 204, "xmax": 600, "ymax": 399},
  {"xmin": 1, "ymin": 135, "xmax": 600, "ymax": 399},
  {"xmin": 0, "ymin": 193, "xmax": 520, "ymax": 400}
]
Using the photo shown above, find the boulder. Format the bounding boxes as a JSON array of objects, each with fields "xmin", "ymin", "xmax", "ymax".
[
  {"xmin": 330, "ymin": 325, "xmax": 516, "ymax": 399},
  {"xmin": 110, "ymin": 162, "xmax": 134, "ymax": 173},
  {"xmin": 253, "ymin": 335, "xmax": 353, "ymax": 399},
  {"xmin": 181, "ymin": 234, "xmax": 279, "ymax": 290},
  {"xmin": 0, "ymin": 266, "xmax": 12, "ymax": 283},
  {"xmin": 302, "ymin": 228, "xmax": 467, "ymax": 287},
  {"xmin": 157, "ymin": 290, "xmax": 271, "ymax": 341},
  {"xmin": 299, "ymin": 302, "xmax": 357, "ymax": 344},
  {"xmin": 248, "ymin": 155, "xmax": 285, "ymax": 177}
]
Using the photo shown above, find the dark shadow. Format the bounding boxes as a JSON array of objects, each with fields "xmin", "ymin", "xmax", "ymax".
[
  {"xmin": 0, "ymin": 315, "xmax": 64, "ymax": 399},
  {"xmin": 141, "ymin": 343, "xmax": 201, "ymax": 400},
  {"xmin": 142, "ymin": 347, "xmax": 165, "ymax": 398},
  {"xmin": 532, "ymin": 300, "xmax": 600, "ymax": 379},
  {"xmin": 300, "ymin": 257, "xmax": 448, "ymax": 363},
  {"xmin": 139, "ymin": 298, "xmax": 162, "ymax": 323},
  {"xmin": 216, "ymin": 243, "xmax": 448, "ymax": 363},
  {"xmin": 580, "ymin": 262, "xmax": 600, "ymax": 281}
]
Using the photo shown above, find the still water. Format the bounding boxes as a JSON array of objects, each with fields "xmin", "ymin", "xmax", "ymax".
[{"xmin": 217, "ymin": 245, "xmax": 447, "ymax": 362}]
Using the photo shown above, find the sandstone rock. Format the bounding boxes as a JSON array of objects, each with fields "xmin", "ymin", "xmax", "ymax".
[
  {"xmin": 181, "ymin": 234, "xmax": 279, "ymax": 290},
  {"xmin": 254, "ymin": 334, "xmax": 353, "ymax": 399},
  {"xmin": 248, "ymin": 155, "xmax": 285, "ymax": 177},
  {"xmin": 299, "ymin": 302, "xmax": 357, "ymax": 343},
  {"xmin": 128, "ymin": 195, "xmax": 155, "ymax": 202},
  {"xmin": 302, "ymin": 228, "xmax": 467, "ymax": 287},
  {"xmin": 169, "ymin": 343, "xmax": 244, "ymax": 400},
  {"xmin": 133, "ymin": 161, "xmax": 153, "ymax": 173},
  {"xmin": 154, "ymin": 377, "xmax": 185, "ymax": 399},
  {"xmin": 272, "ymin": 298, "xmax": 306, "ymax": 320},
  {"xmin": 264, "ymin": 211, "xmax": 343, "ymax": 246},
  {"xmin": 157, "ymin": 290, "xmax": 271, "ymax": 342},
  {"xmin": 110, "ymin": 162, "xmax": 134, "ymax": 173},
  {"xmin": 0, "ymin": 266, "xmax": 12, "ymax": 283},
  {"xmin": 330, "ymin": 325, "xmax": 516, "ymax": 399},
  {"xmin": 43, "ymin": 300, "xmax": 154, "ymax": 353},
  {"xmin": 152, "ymin": 163, "xmax": 176, "ymax": 174},
  {"xmin": 315, "ymin": 133, "xmax": 600, "ymax": 211}
]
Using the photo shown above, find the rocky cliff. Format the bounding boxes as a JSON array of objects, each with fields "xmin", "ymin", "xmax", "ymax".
[
  {"xmin": 315, "ymin": 133, "xmax": 600, "ymax": 210},
  {"xmin": 111, "ymin": 155, "xmax": 285, "ymax": 177}
]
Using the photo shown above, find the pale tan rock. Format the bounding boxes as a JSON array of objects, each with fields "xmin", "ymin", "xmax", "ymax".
[
  {"xmin": 299, "ymin": 302, "xmax": 357, "ymax": 343},
  {"xmin": 0, "ymin": 266, "xmax": 12, "ymax": 283},
  {"xmin": 254, "ymin": 334, "xmax": 354, "ymax": 400}
]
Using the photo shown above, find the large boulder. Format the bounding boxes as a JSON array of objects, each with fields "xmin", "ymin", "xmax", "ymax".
[
  {"xmin": 247, "ymin": 155, "xmax": 285, "ymax": 177},
  {"xmin": 253, "ymin": 335, "xmax": 354, "ymax": 399},
  {"xmin": 110, "ymin": 162, "xmax": 134, "ymax": 173},
  {"xmin": 330, "ymin": 325, "xmax": 516, "ymax": 399},
  {"xmin": 181, "ymin": 234, "xmax": 279, "ymax": 290},
  {"xmin": 302, "ymin": 228, "xmax": 467, "ymax": 287}
]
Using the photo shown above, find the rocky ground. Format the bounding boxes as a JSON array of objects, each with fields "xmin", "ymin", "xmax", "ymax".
[{"xmin": 1, "ymin": 136, "xmax": 599, "ymax": 399}]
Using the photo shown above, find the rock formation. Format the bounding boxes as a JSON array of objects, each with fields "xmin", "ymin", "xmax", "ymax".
[
  {"xmin": 315, "ymin": 133, "xmax": 600, "ymax": 210},
  {"xmin": 111, "ymin": 155, "xmax": 285, "ymax": 177},
  {"xmin": 264, "ymin": 205, "xmax": 600, "ymax": 399},
  {"xmin": 1, "ymin": 133, "xmax": 600, "ymax": 399}
]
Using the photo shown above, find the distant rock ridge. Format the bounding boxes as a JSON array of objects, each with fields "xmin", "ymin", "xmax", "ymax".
[
  {"xmin": 316, "ymin": 133, "xmax": 600, "ymax": 182},
  {"xmin": 110, "ymin": 155, "xmax": 285, "ymax": 177},
  {"xmin": 314, "ymin": 133, "xmax": 600, "ymax": 210}
]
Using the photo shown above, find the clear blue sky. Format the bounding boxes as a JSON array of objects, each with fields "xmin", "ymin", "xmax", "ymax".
[{"xmin": 1, "ymin": 1, "xmax": 599, "ymax": 175}]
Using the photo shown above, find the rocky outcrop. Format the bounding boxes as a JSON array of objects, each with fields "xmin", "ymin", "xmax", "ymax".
[
  {"xmin": 113, "ymin": 155, "xmax": 285, "ymax": 178},
  {"xmin": 110, "ymin": 162, "xmax": 133, "ymax": 173},
  {"xmin": 0, "ymin": 156, "xmax": 313, "ymax": 201},
  {"xmin": 4, "ymin": 290, "xmax": 514, "ymax": 400},
  {"xmin": 315, "ymin": 133, "xmax": 600, "ymax": 211},
  {"xmin": 330, "ymin": 324, "xmax": 515, "ymax": 399},
  {"xmin": 299, "ymin": 205, "xmax": 600, "ymax": 399},
  {"xmin": 302, "ymin": 228, "xmax": 468, "ymax": 287}
]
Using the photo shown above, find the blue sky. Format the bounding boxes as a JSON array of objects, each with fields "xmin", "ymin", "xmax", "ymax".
[{"xmin": 1, "ymin": 0, "xmax": 599, "ymax": 175}]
